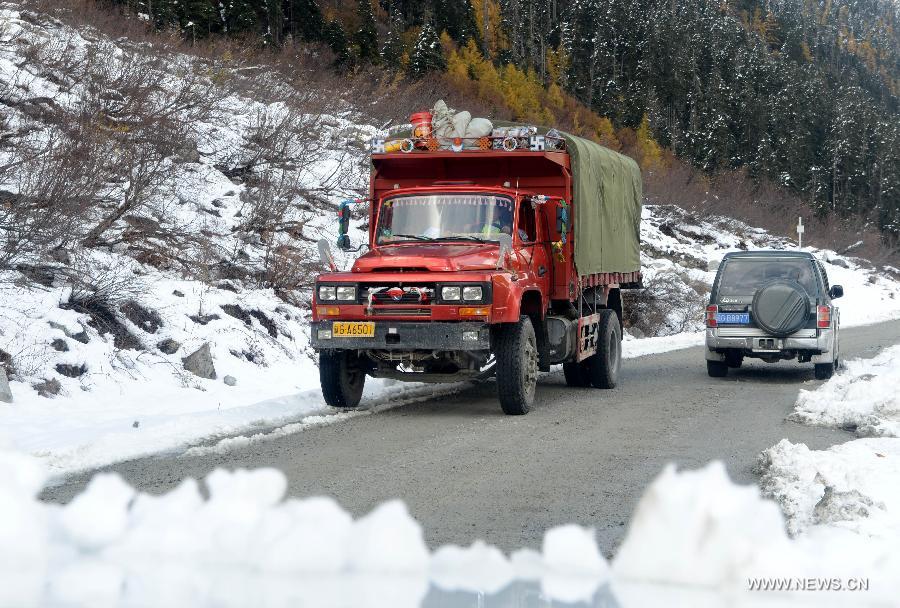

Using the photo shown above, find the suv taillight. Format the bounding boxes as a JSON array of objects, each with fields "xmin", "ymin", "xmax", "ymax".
[
  {"xmin": 706, "ymin": 305, "xmax": 718, "ymax": 328},
  {"xmin": 817, "ymin": 305, "xmax": 831, "ymax": 328}
]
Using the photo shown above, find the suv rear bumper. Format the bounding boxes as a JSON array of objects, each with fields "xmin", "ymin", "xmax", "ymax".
[
  {"xmin": 705, "ymin": 327, "xmax": 834, "ymax": 362},
  {"xmin": 311, "ymin": 321, "xmax": 491, "ymax": 351}
]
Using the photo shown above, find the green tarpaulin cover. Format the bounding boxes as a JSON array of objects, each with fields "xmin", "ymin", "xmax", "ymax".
[{"xmin": 563, "ymin": 134, "xmax": 642, "ymax": 277}]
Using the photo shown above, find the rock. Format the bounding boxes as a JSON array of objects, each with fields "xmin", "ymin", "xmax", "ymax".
[
  {"xmin": 133, "ymin": 421, "xmax": 139, "ymax": 428},
  {"xmin": 157, "ymin": 338, "xmax": 181, "ymax": 355},
  {"xmin": 0, "ymin": 369, "xmax": 12, "ymax": 403},
  {"xmin": 188, "ymin": 313, "xmax": 220, "ymax": 325},
  {"xmin": 182, "ymin": 343, "xmax": 216, "ymax": 380},
  {"xmin": 120, "ymin": 300, "xmax": 163, "ymax": 333},
  {"xmin": 33, "ymin": 378, "xmax": 62, "ymax": 398},
  {"xmin": 56, "ymin": 363, "xmax": 87, "ymax": 378},
  {"xmin": 829, "ymin": 257, "xmax": 850, "ymax": 269},
  {"xmin": 51, "ymin": 338, "xmax": 69, "ymax": 352},
  {"xmin": 221, "ymin": 304, "xmax": 252, "ymax": 325},
  {"xmin": 173, "ymin": 290, "xmax": 185, "ymax": 297},
  {"xmin": 175, "ymin": 139, "xmax": 200, "ymax": 163},
  {"xmin": 224, "ymin": 375, "xmax": 237, "ymax": 387},
  {"xmin": 50, "ymin": 247, "xmax": 71, "ymax": 265}
]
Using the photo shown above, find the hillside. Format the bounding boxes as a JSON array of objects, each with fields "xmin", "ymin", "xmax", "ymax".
[{"xmin": 79, "ymin": 0, "xmax": 900, "ymax": 245}]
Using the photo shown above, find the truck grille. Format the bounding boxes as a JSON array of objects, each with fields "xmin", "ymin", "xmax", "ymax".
[
  {"xmin": 362, "ymin": 285, "xmax": 436, "ymax": 305},
  {"xmin": 371, "ymin": 307, "xmax": 431, "ymax": 317}
]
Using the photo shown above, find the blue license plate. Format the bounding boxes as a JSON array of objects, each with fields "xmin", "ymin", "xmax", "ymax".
[{"xmin": 717, "ymin": 312, "xmax": 750, "ymax": 325}]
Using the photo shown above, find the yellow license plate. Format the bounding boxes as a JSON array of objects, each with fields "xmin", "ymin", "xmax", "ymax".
[{"xmin": 332, "ymin": 321, "xmax": 375, "ymax": 338}]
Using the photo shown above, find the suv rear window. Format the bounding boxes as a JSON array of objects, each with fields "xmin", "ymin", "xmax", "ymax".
[{"xmin": 717, "ymin": 258, "xmax": 818, "ymax": 296}]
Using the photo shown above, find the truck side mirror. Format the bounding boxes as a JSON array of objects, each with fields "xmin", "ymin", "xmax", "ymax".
[
  {"xmin": 829, "ymin": 285, "xmax": 844, "ymax": 299},
  {"xmin": 317, "ymin": 238, "xmax": 337, "ymax": 271},
  {"xmin": 555, "ymin": 200, "xmax": 569, "ymax": 235},
  {"xmin": 497, "ymin": 234, "xmax": 513, "ymax": 269},
  {"xmin": 337, "ymin": 200, "xmax": 352, "ymax": 251}
]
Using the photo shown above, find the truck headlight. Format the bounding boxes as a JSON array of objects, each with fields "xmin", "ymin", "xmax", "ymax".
[
  {"xmin": 442, "ymin": 286, "xmax": 461, "ymax": 301},
  {"xmin": 336, "ymin": 285, "xmax": 357, "ymax": 301},
  {"xmin": 318, "ymin": 285, "xmax": 336, "ymax": 301},
  {"xmin": 462, "ymin": 286, "xmax": 483, "ymax": 301}
]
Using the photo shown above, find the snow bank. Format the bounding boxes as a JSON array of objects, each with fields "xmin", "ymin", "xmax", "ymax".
[
  {"xmin": 5, "ymin": 451, "xmax": 898, "ymax": 605},
  {"xmin": 790, "ymin": 345, "xmax": 900, "ymax": 437}
]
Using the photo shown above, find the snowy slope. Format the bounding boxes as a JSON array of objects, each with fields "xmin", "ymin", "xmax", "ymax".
[{"xmin": 2, "ymin": 5, "xmax": 900, "ymax": 478}]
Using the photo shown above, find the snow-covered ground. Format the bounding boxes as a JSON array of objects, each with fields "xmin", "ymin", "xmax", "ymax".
[
  {"xmin": 3, "ymin": 450, "xmax": 897, "ymax": 607},
  {"xmin": 756, "ymin": 346, "xmax": 900, "ymax": 603}
]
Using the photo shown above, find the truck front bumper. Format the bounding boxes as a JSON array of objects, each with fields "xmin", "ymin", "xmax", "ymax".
[
  {"xmin": 705, "ymin": 328, "xmax": 834, "ymax": 362},
  {"xmin": 311, "ymin": 321, "xmax": 491, "ymax": 351}
]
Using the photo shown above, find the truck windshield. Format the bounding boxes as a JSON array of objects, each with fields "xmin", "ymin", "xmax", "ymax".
[
  {"xmin": 377, "ymin": 194, "xmax": 513, "ymax": 244},
  {"xmin": 717, "ymin": 258, "xmax": 818, "ymax": 296}
]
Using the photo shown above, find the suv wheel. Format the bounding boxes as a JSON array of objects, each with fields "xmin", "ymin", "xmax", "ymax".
[
  {"xmin": 707, "ymin": 360, "xmax": 728, "ymax": 378},
  {"xmin": 725, "ymin": 350, "xmax": 743, "ymax": 368},
  {"xmin": 814, "ymin": 362, "xmax": 834, "ymax": 380},
  {"xmin": 320, "ymin": 350, "xmax": 366, "ymax": 408},
  {"xmin": 495, "ymin": 316, "xmax": 538, "ymax": 415}
]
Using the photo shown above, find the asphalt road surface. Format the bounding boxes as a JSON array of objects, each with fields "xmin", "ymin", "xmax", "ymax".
[{"xmin": 43, "ymin": 319, "xmax": 900, "ymax": 556}]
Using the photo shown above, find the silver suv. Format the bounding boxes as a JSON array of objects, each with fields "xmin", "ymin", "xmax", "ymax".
[{"xmin": 706, "ymin": 251, "xmax": 843, "ymax": 379}]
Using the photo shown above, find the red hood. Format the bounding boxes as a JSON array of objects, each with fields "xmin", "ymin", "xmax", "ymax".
[{"xmin": 353, "ymin": 243, "xmax": 500, "ymax": 272}]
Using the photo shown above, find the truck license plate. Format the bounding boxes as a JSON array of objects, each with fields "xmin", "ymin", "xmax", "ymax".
[
  {"xmin": 717, "ymin": 312, "xmax": 750, "ymax": 325},
  {"xmin": 332, "ymin": 321, "xmax": 375, "ymax": 337}
]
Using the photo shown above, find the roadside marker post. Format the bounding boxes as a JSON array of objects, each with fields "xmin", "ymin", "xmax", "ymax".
[{"xmin": 797, "ymin": 217, "xmax": 804, "ymax": 249}]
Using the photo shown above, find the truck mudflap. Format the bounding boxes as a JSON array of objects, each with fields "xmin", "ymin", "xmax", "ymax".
[
  {"xmin": 311, "ymin": 321, "xmax": 490, "ymax": 351},
  {"xmin": 576, "ymin": 312, "xmax": 602, "ymax": 361}
]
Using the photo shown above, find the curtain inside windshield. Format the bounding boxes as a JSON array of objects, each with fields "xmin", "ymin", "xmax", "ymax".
[
  {"xmin": 377, "ymin": 195, "xmax": 513, "ymax": 244},
  {"xmin": 718, "ymin": 259, "xmax": 818, "ymax": 296}
]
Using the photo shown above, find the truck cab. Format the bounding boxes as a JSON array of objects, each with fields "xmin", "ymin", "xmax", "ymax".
[{"xmin": 312, "ymin": 137, "xmax": 641, "ymax": 415}]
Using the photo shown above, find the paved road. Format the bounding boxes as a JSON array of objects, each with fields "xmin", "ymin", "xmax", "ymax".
[{"xmin": 43, "ymin": 320, "xmax": 900, "ymax": 556}]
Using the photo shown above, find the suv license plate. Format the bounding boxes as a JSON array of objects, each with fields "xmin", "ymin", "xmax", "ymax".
[
  {"xmin": 717, "ymin": 312, "xmax": 750, "ymax": 324},
  {"xmin": 332, "ymin": 321, "xmax": 375, "ymax": 337}
]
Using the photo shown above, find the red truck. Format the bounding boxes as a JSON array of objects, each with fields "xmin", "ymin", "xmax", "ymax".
[{"xmin": 311, "ymin": 130, "xmax": 642, "ymax": 415}]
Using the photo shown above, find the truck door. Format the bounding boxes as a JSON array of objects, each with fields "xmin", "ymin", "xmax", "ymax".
[{"xmin": 517, "ymin": 199, "xmax": 551, "ymax": 291}]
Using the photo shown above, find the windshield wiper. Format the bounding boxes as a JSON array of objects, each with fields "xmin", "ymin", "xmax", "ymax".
[
  {"xmin": 429, "ymin": 235, "xmax": 489, "ymax": 243},
  {"xmin": 388, "ymin": 234, "xmax": 433, "ymax": 241}
]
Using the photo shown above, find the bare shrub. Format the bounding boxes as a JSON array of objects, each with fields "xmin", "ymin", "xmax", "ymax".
[{"xmin": 624, "ymin": 270, "xmax": 707, "ymax": 337}]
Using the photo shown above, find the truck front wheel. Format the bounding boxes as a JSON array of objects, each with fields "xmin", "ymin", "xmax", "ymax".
[
  {"xmin": 495, "ymin": 316, "xmax": 538, "ymax": 415},
  {"xmin": 320, "ymin": 350, "xmax": 366, "ymax": 408}
]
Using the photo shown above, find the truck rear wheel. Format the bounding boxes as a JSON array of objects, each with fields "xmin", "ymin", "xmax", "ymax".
[
  {"xmin": 495, "ymin": 316, "xmax": 538, "ymax": 415},
  {"xmin": 320, "ymin": 350, "xmax": 365, "ymax": 408},
  {"xmin": 583, "ymin": 309, "xmax": 621, "ymax": 389}
]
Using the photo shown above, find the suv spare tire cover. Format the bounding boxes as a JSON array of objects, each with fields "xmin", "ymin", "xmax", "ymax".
[{"xmin": 751, "ymin": 280, "xmax": 810, "ymax": 337}]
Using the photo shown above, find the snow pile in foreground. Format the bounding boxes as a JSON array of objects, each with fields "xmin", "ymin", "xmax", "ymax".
[
  {"xmin": 3, "ymin": 454, "xmax": 897, "ymax": 607},
  {"xmin": 755, "ymin": 348, "xmax": 900, "ymax": 601},
  {"xmin": 790, "ymin": 344, "xmax": 900, "ymax": 437}
]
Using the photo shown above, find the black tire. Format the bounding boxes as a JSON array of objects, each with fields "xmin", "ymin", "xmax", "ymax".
[
  {"xmin": 751, "ymin": 280, "xmax": 809, "ymax": 337},
  {"xmin": 563, "ymin": 360, "xmax": 590, "ymax": 387},
  {"xmin": 320, "ymin": 350, "xmax": 366, "ymax": 408},
  {"xmin": 707, "ymin": 360, "xmax": 728, "ymax": 377},
  {"xmin": 725, "ymin": 350, "xmax": 744, "ymax": 368},
  {"xmin": 495, "ymin": 316, "xmax": 539, "ymax": 415},
  {"xmin": 582, "ymin": 309, "xmax": 621, "ymax": 389},
  {"xmin": 815, "ymin": 362, "xmax": 834, "ymax": 380}
]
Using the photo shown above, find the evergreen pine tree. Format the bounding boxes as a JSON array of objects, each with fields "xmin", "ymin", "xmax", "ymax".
[
  {"xmin": 285, "ymin": 0, "xmax": 325, "ymax": 41},
  {"xmin": 408, "ymin": 18, "xmax": 446, "ymax": 78},
  {"xmin": 381, "ymin": 1, "xmax": 406, "ymax": 69},
  {"xmin": 324, "ymin": 19, "xmax": 354, "ymax": 70},
  {"xmin": 355, "ymin": 0, "xmax": 379, "ymax": 63},
  {"xmin": 222, "ymin": 0, "xmax": 258, "ymax": 35}
]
